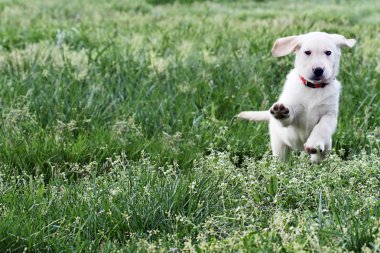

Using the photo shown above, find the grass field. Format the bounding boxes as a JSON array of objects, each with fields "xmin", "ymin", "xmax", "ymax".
[{"xmin": 0, "ymin": 0, "xmax": 379, "ymax": 252}]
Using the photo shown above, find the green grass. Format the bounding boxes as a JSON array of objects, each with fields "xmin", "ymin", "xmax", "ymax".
[{"xmin": 0, "ymin": 0, "xmax": 379, "ymax": 252}]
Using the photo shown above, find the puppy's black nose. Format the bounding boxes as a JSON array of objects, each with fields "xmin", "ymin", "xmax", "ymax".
[{"xmin": 313, "ymin": 67, "xmax": 324, "ymax": 77}]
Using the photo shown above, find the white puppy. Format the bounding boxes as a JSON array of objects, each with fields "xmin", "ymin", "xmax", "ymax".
[{"xmin": 238, "ymin": 32, "xmax": 356, "ymax": 162}]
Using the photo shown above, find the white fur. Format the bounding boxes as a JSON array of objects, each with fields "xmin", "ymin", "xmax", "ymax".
[{"xmin": 238, "ymin": 32, "xmax": 356, "ymax": 162}]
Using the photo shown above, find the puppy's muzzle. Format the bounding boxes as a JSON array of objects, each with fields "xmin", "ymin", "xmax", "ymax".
[{"xmin": 313, "ymin": 67, "xmax": 324, "ymax": 78}]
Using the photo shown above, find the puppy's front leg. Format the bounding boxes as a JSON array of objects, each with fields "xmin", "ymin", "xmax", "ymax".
[
  {"xmin": 270, "ymin": 103, "xmax": 304, "ymax": 127},
  {"xmin": 304, "ymin": 113, "xmax": 337, "ymax": 161}
]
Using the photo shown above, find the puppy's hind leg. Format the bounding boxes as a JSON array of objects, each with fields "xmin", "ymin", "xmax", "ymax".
[{"xmin": 270, "ymin": 131, "xmax": 290, "ymax": 162}]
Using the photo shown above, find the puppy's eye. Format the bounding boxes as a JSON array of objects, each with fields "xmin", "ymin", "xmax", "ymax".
[
  {"xmin": 304, "ymin": 51, "xmax": 311, "ymax": 55},
  {"xmin": 325, "ymin": 51, "xmax": 332, "ymax": 56}
]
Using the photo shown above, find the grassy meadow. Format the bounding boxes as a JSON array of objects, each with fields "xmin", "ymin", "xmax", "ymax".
[{"xmin": 0, "ymin": 0, "xmax": 379, "ymax": 251}]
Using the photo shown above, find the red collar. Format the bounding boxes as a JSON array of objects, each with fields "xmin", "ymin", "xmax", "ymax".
[{"xmin": 300, "ymin": 76, "xmax": 328, "ymax": 89}]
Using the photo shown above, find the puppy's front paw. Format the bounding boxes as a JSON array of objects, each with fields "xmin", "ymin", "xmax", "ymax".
[
  {"xmin": 270, "ymin": 103, "xmax": 289, "ymax": 119},
  {"xmin": 303, "ymin": 143, "xmax": 324, "ymax": 154}
]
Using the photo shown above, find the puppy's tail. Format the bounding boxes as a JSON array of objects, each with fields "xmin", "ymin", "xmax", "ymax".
[{"xmin": 237, "ymin": 111, "xmax": 271, "ymax": 122}]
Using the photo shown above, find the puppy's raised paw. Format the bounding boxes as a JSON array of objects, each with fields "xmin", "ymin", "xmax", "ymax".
[{"xmin": 270, "ymin": 103, "xmax": 290, "ymax": 119}]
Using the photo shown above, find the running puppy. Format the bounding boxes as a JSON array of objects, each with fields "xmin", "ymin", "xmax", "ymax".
[{"xmin": 238, "ymin": 32, "xmax": 356, "ymax": 163}]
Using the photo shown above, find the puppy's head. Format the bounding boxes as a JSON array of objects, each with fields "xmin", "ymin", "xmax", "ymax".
[{"xmin": 271, "ymin": 32, "xmax": 356, "ymax": 83}]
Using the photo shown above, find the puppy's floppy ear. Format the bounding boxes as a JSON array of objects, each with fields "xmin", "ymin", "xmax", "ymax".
[
  {"xmin": 329, "ymin": 34, "xmax": 356, "ymax": 48},
  {"xmin": 271, "ymin": 35, "xmax": 301, "ymax": 57}
]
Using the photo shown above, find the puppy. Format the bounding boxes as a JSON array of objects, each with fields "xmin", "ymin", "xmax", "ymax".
[{"xmin": 238, "ymin": 32, "xmax": 356, "ymax": 162}]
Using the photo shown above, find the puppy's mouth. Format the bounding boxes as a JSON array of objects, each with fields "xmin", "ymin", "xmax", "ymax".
[{"xmin": 309, "ymin": 75, "xmax": 328, "ymax": 83}]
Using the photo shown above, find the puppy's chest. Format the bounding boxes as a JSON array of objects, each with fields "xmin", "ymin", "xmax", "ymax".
[
  {"xmin": 299, "ymin": 106, "xmax": 324, "ymax": 131},
  {"xmin": 285, "ymin": 88, "xmax": 337, "ymax": 127}
]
